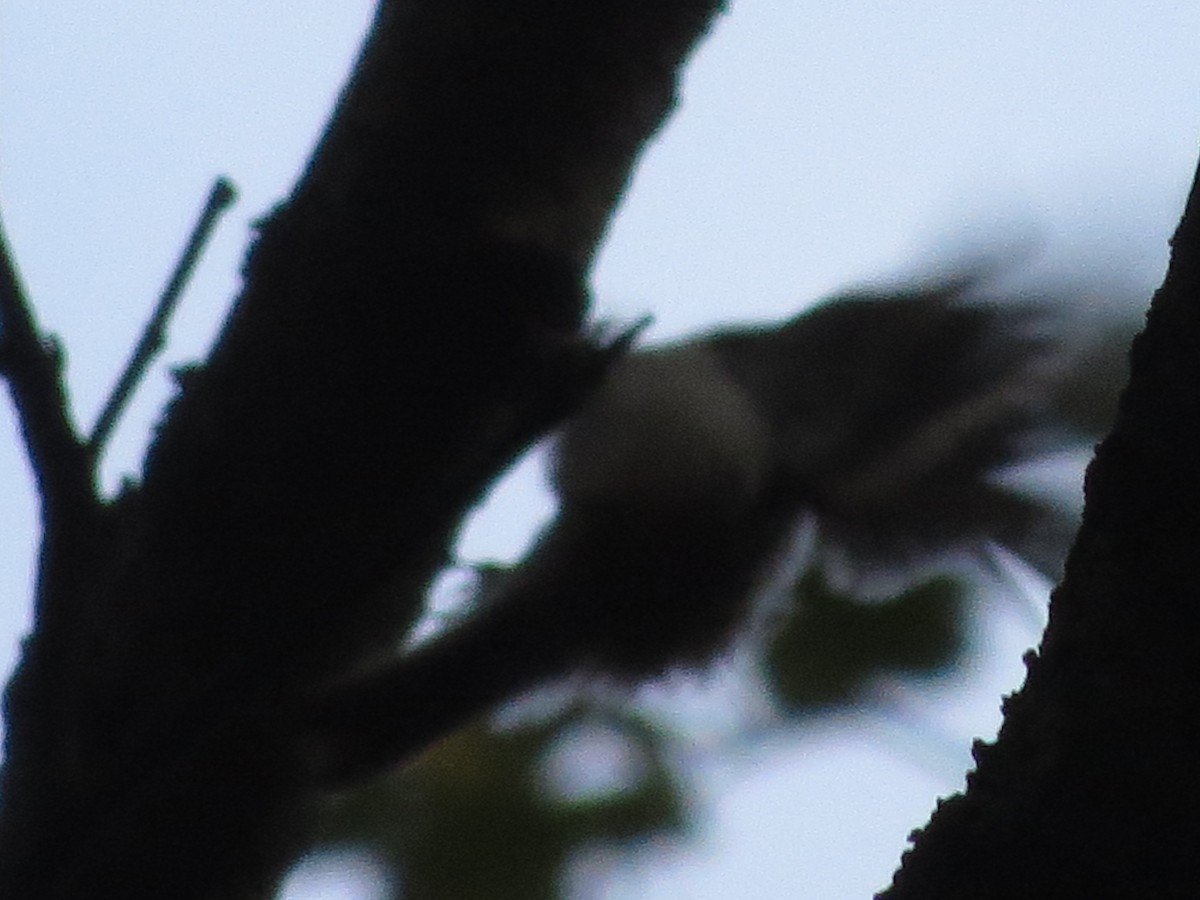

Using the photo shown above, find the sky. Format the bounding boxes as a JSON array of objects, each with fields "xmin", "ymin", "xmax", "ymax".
[{"xmin": 3, "ymin": 3, "xmax": 1200, "ymax": 898}]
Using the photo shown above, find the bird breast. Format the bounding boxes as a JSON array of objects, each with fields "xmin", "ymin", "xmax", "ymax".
[{"xmin": 550, "ymin": 344, "xmax": 774, "ymax": 518}]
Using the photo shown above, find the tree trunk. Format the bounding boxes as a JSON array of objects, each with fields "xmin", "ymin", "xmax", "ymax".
[
  {"xmin": 0, "ymin": 3, "xmax": 724, "ymax": 897},
  {"xmin": 883, "ymin": 160, "xmax": 1200, "ymax": 897}
]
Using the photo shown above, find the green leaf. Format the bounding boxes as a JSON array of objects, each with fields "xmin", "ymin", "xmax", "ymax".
[
  {"xmin": 315, "ymin": 703, "xmax": 691, "ymax": 900},
  {"xmin": 762, "ymin": 568, "xmax": 967, "ymax": 712}
]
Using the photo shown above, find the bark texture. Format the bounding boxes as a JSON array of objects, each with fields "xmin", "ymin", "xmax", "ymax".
[
  {"xmin": 882, "ymin": 162, "xmax": 1200, "ymax": 897},
  {"xmin": 0, "ymin": 3, "xmax": 723, "ymax": 897}
]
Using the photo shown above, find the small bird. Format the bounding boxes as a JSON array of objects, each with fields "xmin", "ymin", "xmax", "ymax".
[
  {"xmin": 538, "ymin": 272, "xmax": 1087, "ymax": 672},
  {"xmin": 305, "ymin": 269, "xmax": 1115, "ymax": 784}
]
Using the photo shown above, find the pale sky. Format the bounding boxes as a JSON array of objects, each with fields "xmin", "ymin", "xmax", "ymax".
[{"xmin": 3, "ymin": 4, "xmax": 1198, "ymax": 898}]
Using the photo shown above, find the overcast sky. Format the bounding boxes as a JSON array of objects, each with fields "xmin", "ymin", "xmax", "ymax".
[{"xmin": 3, "ymin": 4, "xmax": 1199, "ymax": 898}]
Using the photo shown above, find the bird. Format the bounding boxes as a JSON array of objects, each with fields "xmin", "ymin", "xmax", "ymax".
[{"xmin": 303, "ymin": 267, "xmax": 1118, "ymax": 785}]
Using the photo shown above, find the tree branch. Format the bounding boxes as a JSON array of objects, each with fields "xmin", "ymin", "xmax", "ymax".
[
  {"xmin": 882, "ymin": 156, "xmax": 1200, "ymax": 897},
  {"xmin": 0, "ymin": 3, "xmax": 725, "ymax": 898},
  {"xmin": 0, "ymin": 214, "xmax": 95, "ymax": 527},
  {"xmin": 87, "ymin": 176, "xmax": 237, "ymax": 460}
]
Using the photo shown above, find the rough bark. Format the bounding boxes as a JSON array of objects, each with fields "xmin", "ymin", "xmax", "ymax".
[
  {"xmin": 882, "ymin": 159, "xmax": 1200, "ymax": 897},
  {"xmin": 0, "ymin": 3, "xmax": 723, "ymax": 898}
]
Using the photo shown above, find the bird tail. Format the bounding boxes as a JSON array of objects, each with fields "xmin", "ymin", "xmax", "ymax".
[{"xmin": 708, "ymin": 272, "xmax": 1125, "ymax": 589}]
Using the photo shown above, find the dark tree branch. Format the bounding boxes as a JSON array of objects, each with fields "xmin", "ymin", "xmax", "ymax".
[
  {"xmin": 882, "ymin": 158, "xmax": 1200, "ymax": 896},
  {"xmin": 0, "ymin": 3, "xmax": 724, "ymax": 899},
  {"xmin": 0, "ymin": 215, "xmax": 95, "ymax": 528},
  {"xmin": 0, "ymin": 215, "xmax": 107, "ymax": 900},
  {"xmin": 88, "ymin": 176, "xmax": 238, "ymax": 460}
]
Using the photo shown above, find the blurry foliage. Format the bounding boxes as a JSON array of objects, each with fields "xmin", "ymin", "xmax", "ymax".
[
  {"xmin": 310, "ymin": 568, "xmax": 969, "ymax": 899},
  {"xmin": 316, "ymin": 704, "xmax": 690, "ymax": 900},
  {"xmin": 763, "ymin": 570, "xmax": 966, "ymax": 712}
]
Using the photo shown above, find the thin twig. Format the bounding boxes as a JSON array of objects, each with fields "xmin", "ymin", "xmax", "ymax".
[
  {"xmin": 88, "ymin": 176, "xmax": 238, "ymax": 459},
  {"xmin": 0, "ymin": 213, "xmax": 95, "ymax": 520}
]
